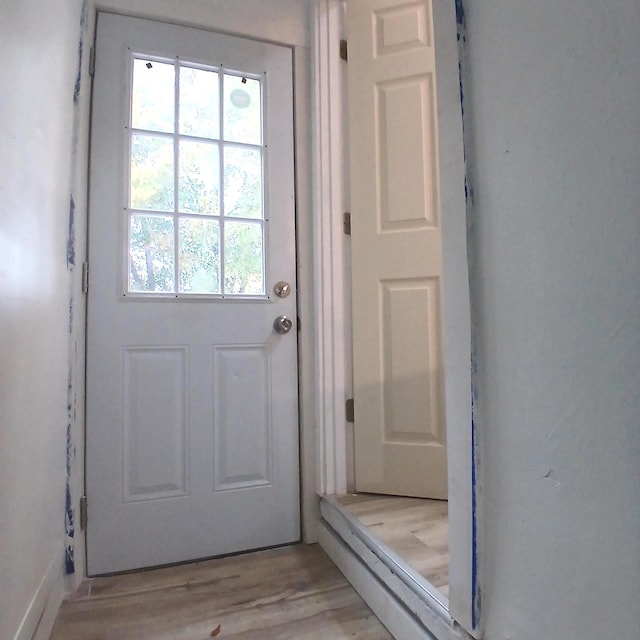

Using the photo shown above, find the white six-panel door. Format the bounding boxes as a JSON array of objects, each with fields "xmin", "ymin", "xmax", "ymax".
[
  {"xmin": 348, "ymin": 0, "xmax": 448, "ymax": 499},
  {"xmin": 86, "ymin": 13, "xmax": 299, "ymax": 574}
]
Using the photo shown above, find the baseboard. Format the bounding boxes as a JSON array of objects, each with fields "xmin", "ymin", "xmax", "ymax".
[
  {"xmin": 13, "ymin": 550, "xmax": 65, "ymax": 640},
  {"xmin": 320, "ymin": 497, "xmax": 471, "ymax": 640},
  {"xmin": 319, "ymin": 520, "xmax": 437, "ymax": 640}
]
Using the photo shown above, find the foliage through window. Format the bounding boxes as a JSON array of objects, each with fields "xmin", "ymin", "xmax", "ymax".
[{"xmin": 127, "ymin": 56, "xmax": 265, "ymax": 296}]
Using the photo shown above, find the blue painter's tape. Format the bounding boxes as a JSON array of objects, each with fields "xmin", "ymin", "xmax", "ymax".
[
  {"xmin": 73, "ymin": 1, "xmax": 88, "ymax": 103},
  {"xmin": 455, "ymin": 0, "xmax": 465, "ymax": 28},
  {"xmin": 65, "ymin": 422, "xmax": 75, "ymax": 575},
  {"xmin": 65, "ymin": 480, "xmax": 75, "ymax": 574},
  {"xmin": 67, "ymin": 196, "xmax": 76, "ymax": 267},
  {"xmin": 73, "ymin": 40, "xmax": 83, "ymax": 104},
  {"xmin": 80, "ymin": 0, "xmax": 88, "ymax": 27},
  {"xmin": 454, "ymin": 2, "xmax": 481, "ymax": 627},
  {"xmin": 471, "ymin": 398, "xmax": 480, "ymax": 628}
]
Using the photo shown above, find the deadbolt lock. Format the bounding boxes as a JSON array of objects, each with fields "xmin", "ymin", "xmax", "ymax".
[{"xmin": 273, "ymin": 281, "xmax": 291, "ymax": 298}]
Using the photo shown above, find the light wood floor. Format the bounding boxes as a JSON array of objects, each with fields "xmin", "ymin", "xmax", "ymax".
[
  {"xmin": 50, "ymin": 544, "xmax": 391, "ymax": 640},
  {"xmin": 335, "ymin": 494, "xmax": 449, "ymax": 597}
]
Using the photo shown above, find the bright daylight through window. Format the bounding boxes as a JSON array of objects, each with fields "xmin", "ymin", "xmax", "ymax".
[{"xmin": 127, "ymin": 57, "xmax": 266, "ymax": 296}]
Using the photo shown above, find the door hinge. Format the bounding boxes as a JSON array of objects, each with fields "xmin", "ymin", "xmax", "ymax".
[
  {"xmin": 346, "ymin": 398, "xmax": 355, "ymax": 423},
  {"xmin": 343, "ymin": 212, "xmax": 351, "ymax": 236},
  {"xmin": 79, "ymin": 495, "xmax": 88, "ymax": 530},
  {"xmin": 340, "ymin": 39, "xmax": 348, "ymax": 61},
  {"xmin": 89, "ymin": 46, "xmax": 96, "ymax": 77},
  {"xmin": 82, "ymin": 261, "xmax": 89, "ymax": 294}
]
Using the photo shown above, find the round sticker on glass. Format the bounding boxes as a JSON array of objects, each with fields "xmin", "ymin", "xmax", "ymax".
[{"xmin": 230, "ymin": 88, "xmax": 251, "ymax": 109}]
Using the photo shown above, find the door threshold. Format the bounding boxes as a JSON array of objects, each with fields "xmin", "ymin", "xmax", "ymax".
[
  {"xmin": 319, "ymin": 495, "xmax": 470, "ymax": 640},
  {"xmin": 88, "ymin": 540, "xmax": 301, "ymax": 578}
]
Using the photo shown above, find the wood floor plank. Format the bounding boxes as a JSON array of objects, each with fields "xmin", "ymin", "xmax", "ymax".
[
  {"xmin": 335, "ymin": 494, "xmax": 449, "ymax": 596},
  {"xmin": 50, "ymin": 545, "xmax": 392, "ymax": 640}
]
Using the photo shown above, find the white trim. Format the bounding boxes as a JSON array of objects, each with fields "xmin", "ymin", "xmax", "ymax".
[
  {"xmin": 13, "ymin": 551, "xmax": 64, "ymax": 640},
  {"xmin": 431, "ymin": 0, "xmax": 478, "ymax": 636},
  {"xmin": 311, "ymin": 0, "xmax": 349, "ymax": 496},
  {"xmin": 319, "ymin": 521, "xmax": 438, "ymax": 640},
  {"xmin": 311, "ymin": 0, "xmax": 479, "ymax": 636},
  {"xmin": 292, "ymin": 41, "xmax": 321, "ymax": 542},
  {"xmin": 321, "ymin": 496, "xmax": 449, "ymax": 612},
  {"xmin": 321, "ymin": 496, "xmax": 468, "ymax": 638}
]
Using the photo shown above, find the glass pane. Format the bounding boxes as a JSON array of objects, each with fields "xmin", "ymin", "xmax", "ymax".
[
  {"xmin": 129, "ymin": 215, "xmax": 175, "ymax": 292},
  {"xmin": 223, "ymin": 74, "xmax": 261, "ymax": 145},
  {"xmin": 130, "ymin": 134, "xmax": 174, "ymax": 212},
  {"xmin": 179, "ymin": 218, "xmax": 220, "ymax": 294},
  {"xmin": 179, "ymin": 140, "xmax": 219, "ymax": 215},
  {"xmin": 223, "ymin": 147, "xmax": 263, "ymax": 219},
  {"xmin": 132, "ymin": 58, "xmax": 175, "ymax": 133},
  {"xmin": 179, "ymin": 67, "xmax": 219, "ymax": 139},
  {"xmin": 224, "ymin": 221, "xmax": 264, "ymax": 295}
]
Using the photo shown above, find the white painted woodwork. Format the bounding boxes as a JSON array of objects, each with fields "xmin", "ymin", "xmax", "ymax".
[
  {"xmin": 12, "ymin": 550, "xmax": 65, "ymax": 640},
  {"xmin": 212, "ymin": 346, "xmax": 272, "ymax": 491},
  {"xmin": 320, "ymin": 496, "xmax": 470, "ymax": 640},
  {"xmin": 122, "ymin": 347, "xmax": 188, "ymax": 501},
  {"xmin": 348, "ymin": 0, "xmax": 448, "ymax": 499},
  {"xmin": 428, "ymin": 1, "xmax": 474, "ymax": 632},
  {"xmin": 312, "ymin": 0, "xmax": 351, "ymax": 497},
  {"xmin": 290, "ymin": 40, "xmax": 321, "ymax": 543},
  {"xmin": 86, "ymin": 13, "xmax": 299, "ymax": 574},
  {"xmin": 319, "ymin": 522, "xmax": 441, "ymax": 640}
]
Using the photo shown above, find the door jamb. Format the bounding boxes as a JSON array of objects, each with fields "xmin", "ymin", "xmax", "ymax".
[
  {"xmin": 310, "ymin": 0, "xmax": 480, "ymax": 636},
  {"xmin": 311, "ymin": 0, "xmax": 350, "ymax": 499}
]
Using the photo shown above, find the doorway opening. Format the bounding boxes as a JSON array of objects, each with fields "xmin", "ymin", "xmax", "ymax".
[{"xmin": 313, "ymin": 0, "xmax": 475, "ymax": 637}]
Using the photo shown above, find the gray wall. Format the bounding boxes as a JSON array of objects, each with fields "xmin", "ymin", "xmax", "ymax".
[{"xmin": 464, "ymin": 1, "xmax": 640, "ymax": 638}]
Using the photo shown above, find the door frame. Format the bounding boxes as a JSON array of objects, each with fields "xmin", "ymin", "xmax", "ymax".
[
  {"xmin": 311, "ymin": 0, "xmax": 479, "ymax": 636},
  {"xmin": 78, "ymin": 0, "xmax": 478, "ymax": 634}
]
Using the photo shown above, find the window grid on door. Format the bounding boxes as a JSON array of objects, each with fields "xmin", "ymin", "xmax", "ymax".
[{"xmin": 125, "ymin": 53, "xmax": 267, "ymax": 298}]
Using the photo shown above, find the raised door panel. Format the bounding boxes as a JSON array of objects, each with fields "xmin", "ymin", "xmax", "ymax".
[
  {"xmin": 122, "ymin": 347, "xmax": 188, "ymax": 500},
  {"xmin": 213, "ymin": 345, "xmax": 272, "ymax": 491}
]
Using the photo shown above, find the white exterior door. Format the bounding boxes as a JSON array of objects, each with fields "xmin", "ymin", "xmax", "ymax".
[
  {"xmin": 86, "ymin": 13, "xmax": 299, "ymax": 574},
  {"xmin": 348, "ymin": 0, "xmax": 448, "ymax": 499}
]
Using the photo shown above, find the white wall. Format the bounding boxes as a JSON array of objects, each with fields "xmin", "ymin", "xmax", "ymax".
[
  {"xmin": 463, "ymin": 1, "xmax": 640, "ymax": 638},
  {"xmin": 0, "ymin": 0, "xmax": 87, "ymax": 638},
  {"xmin": 97, "ymin": 0, "xmax": 310, "ymax": 46}
]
